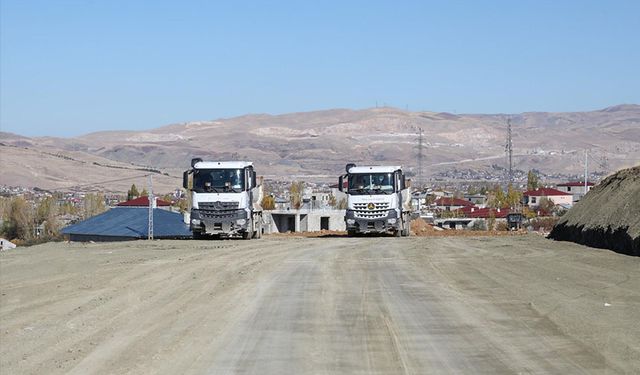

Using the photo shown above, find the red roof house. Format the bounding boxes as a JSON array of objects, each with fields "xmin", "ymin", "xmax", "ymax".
[
  {"xmin": 434, "ymin": 197, "xmax": 475, "ymax": 211},
  {"xmin": 523, "ymin": 188, "xmax": 572, "ymax": 208},
  {"xmin": 460, "ymin": 206, "xmax": 511, "ymax": 218},
  {"xmin": 117, "ymin": 196, "xmax": 171, "ymax": 207}
]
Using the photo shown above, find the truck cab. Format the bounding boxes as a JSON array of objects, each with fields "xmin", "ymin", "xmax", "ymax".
[
  {"xmin": 183, "ymin": 158, "xmax": 263, "ymax": 239},
  {"xmin": 339, "ymin": 164, "xmax": 412, "ymax": 237}
]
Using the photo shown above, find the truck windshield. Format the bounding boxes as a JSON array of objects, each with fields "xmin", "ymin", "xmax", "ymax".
[
  {"xmin": 348, "ymin": 173, "xmax": 394, "ymax": 194},
  {"xmin": 193, "ymin": 169, "xmax": 245, "ymax": 193}
]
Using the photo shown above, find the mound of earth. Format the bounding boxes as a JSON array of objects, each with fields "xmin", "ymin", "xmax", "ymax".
[{"xmin": 549, "ymin": 166, "xmax": 640, "ymax": 256}]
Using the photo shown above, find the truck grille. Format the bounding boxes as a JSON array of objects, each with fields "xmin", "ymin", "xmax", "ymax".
[
  {"xmin": 353, "ymin": 202, "xmax": 390, "ymax": 219},
  {"xmin": 199, "ymin": 201, "xmax": 239, "ymax": 210},
  {"xmin": 198, "ymin": 201, "xmax": 242, "ymax": 220}
]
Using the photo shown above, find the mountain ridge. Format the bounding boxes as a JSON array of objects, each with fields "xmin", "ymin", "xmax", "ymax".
[{"xmin": 1, "ymin": 105, "xmax": 638, "ymax": 192}]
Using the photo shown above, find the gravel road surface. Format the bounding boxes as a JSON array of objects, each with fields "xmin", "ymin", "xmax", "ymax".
[{"xmin": 1, "ymin": 235, "xmax": 638, "ymax": 374}]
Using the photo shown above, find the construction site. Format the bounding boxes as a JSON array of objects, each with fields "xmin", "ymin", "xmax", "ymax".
[
  {"xmin": 2, "ymin": 155, "xmax": 640, "ymax": 375},
  {"xmin": 1, "ymin": 233, "xmax": 638, "ymax": 374}
]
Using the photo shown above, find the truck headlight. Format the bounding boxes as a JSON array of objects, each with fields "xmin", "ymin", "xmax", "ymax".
[
  {"xmin": 387, "ymin": 218, "xmax": 397, "ymax": 224},
  {"xmin": 346, "ymin": 219, "xmax": 355, "ymax": 225},
  {"xmin": 236, "ymin": 218, "xmax": 246, "ymax": 226},
  {"xmin": 191, "ymin": 219, "xmax": 201, "ymax": 225}
]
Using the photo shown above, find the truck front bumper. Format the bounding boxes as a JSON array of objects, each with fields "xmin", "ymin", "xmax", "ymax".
[
  {"xmin": 345, "ymin": 209, "xmax": 400, "ymax": 234},
  {"xmin": 190, "ymin": 209, "xmax": 249, "ymax": 235}
]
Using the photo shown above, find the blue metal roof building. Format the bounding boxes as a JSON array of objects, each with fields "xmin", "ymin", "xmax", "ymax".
[{"xmin": 61, "ymin": 207, "xmax": 192, "ymax": 241}]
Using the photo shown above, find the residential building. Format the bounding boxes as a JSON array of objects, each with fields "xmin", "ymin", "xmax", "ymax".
[
  {"xmin": 464, "ymin": 194, "xmax": 487, "ymax": 208},
  {"xmin": 61, "ymin": 207, "xmax": 191, "ymax": 241},
  {"xmin": 433, "ymin": 197, "xmax": 475, "ymax": 211},
  {"xmin": 556, "ymin": 182, "xmax": 595, "ymax": 202},
  {"xmin": 522, "ymin": 188, "xmax": 573, "ymax": 208}
]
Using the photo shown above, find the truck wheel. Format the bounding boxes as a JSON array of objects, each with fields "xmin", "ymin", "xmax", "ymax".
[
  {"xmin": 347, "ymin": 230, "xmax": 356, "ymax": 237},
  {"xmin": 242, "ymin": 231, "xmax": 251, "ymax": 240},
  {"xmin": 193, "ymin": 231, "xmax": 204, "ymax": 240}
]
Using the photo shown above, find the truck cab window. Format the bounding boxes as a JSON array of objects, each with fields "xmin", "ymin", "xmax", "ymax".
[
  {"xmin": 348, "ymin": 173, "xmax": 394, "ymax": 194},
  {"xmin": 194, "ymin": 169, "xmax": 245, "ymax": 193}
]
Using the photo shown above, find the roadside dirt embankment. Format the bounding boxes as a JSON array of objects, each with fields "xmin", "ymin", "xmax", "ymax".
[{"xmin": 549, "ymin": 166, "xmax": 640, "ymax": 256}]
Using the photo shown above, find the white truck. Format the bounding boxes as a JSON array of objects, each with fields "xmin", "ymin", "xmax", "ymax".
[
  {"xmin": 183, "ymin": 158, "xmax": 263, "ymax": 239},
  {"xmin": 339, "ymin": 163, "xmax": 412, "ymax": 237}
]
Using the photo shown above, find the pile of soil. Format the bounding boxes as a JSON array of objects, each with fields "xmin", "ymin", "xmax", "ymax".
[
  {"xmin": 410, "ymin": 218, "xmax": 525, "ymax": 237},
  {"xmin": 549, "ymin": 166, "xmax": 640, "ymax": 256},
  {"xmin": 411, "ymin": 218, "xmax": 438, "ymax": 236}
]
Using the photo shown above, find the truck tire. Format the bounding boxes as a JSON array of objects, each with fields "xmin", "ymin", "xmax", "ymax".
[
  {"xmin": 347, "ymin": 230, "xmax": 356, "ymax": 237},
  {"xmin": 242, "ymin": 219, "xmax": 252, "ymax": 240},
  {"xmin": 253, "ymin": 217, "xmax": 262, "ymax": 239}
]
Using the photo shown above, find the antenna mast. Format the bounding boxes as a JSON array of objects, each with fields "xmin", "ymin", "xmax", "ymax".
[{"xmin": 148, "ymin": 175, "xmax": 154, "ymax": 240}]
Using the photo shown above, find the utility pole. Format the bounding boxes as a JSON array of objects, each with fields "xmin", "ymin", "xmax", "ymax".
[
  {"xmin": 584, "ymin": 149, "xmax": 588, "ymax": 192},
  {"xmin": 505, "ymin": 118, "xmax": 513, "ymax": 184},
  {"xmin": 148, "ymin": 175, "xmax": 154, "ymax": 240},
  {"xmin": 417, "ymin": 128, "xmax": 424, "ymax": 188}
]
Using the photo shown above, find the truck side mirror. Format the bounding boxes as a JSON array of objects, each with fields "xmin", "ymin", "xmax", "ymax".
[
  {"xmin": 345, "ymin": 163, "xmax": 356, "ymax": 173},
  {"xmin": 191, "ymin": 158, "xmax": 202, "ymax": 168},
  {"xmin": 338, "ymin": 175, "xmax": 344, "ymax": 192},
  {"xmin": 183, "ymin": 170, "xmax": 190, "ymax": 189},
  {"xmin": 252, "ymin": 171, "xmax": 257, "ymax": 188}
]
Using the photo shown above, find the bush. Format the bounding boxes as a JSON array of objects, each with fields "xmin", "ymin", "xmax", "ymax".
[
  {"xmin": 469, "ymin": 220, "xmax": 487, "ymax": 231},
  {"xmin": 528, "ymin": 217, "xmax": 559, "ymax": 232},
  {"xmin": 495, "ymin": 221, "xmax": 509, "ymax": 231}
]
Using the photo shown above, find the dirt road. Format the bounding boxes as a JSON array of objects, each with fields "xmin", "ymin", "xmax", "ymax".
[{"xmin": 1, "ymin": 236, "xmax": 638, "ymax": 374}]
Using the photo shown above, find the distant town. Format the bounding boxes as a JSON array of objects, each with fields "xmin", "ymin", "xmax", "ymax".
[{"xmin": 0, "ymin": 165, "xmax": 600, "ymax": 246}]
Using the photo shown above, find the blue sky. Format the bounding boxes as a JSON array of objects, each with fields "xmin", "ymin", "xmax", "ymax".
[{"xmin": 1, "ymin": 1, "xmax": 639, "ymax": 137}]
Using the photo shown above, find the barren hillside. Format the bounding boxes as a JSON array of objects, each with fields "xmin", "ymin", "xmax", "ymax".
[{"xmin": 1, "ymin": 105, "xmax": 639, "ymax": 191}]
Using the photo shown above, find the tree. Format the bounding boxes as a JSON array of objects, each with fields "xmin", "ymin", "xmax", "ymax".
[
  {"xmin": 336, "ymin": 199, "xmax": 347, "ymax": 209},
  {"xmin": 328, "ymin": 194, "xmax": 337, "ymax": 208},
  {"xmin": 527, "ymin": 170, "xmax": 539, "ymax": 191},
  {"xmin": 36, "ymin": 196, "xmax": 60, "ymax": 238},
  {"xmin": 488, "ymin": 185, "xmax": 506, "ymax": 208},
  {"xmin": 1, "ymin": 197, "xmax": 34, "ymax": 240},
  {"xmin": 261, "ymin": 195, "xmax": 276, "ymax": 210},
  {"xmin": 127, "ymin": 184, "xmax": 140, "ymax": 200},
  {"xmin": 140, "ymin": 188, "xmax": 149, "ymax": 197},
  {"xmin": 487, "ymin": 210, "xmax": 496, "ymax": 231},
  {"xmin": 505, "ymin": 184, "xmax": 522, "ymax": 208},
  {"xmin": 289, "ymin": 181, "xmax": 305, "ymax": 209},
  {"xmin": 537, "ymin": 197, "xmax": 556, "ymax": 213},
  {"xmin": 176, "ymin": 198, "xmax": 189, "ymax": 213},
  {"xmin": 83, "ymin": 193, "xmax": 106, "ymax": 219}
]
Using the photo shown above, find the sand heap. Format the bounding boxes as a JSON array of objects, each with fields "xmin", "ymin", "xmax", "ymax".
[{"xmin": 549, "ymin": 166, "xmax": 640, "ymax": 256}]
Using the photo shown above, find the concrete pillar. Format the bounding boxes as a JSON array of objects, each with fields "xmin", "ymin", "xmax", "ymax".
[{"xmin": 295, "ymin": 213, "xmax": 300, "ymax": 232}]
